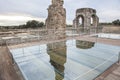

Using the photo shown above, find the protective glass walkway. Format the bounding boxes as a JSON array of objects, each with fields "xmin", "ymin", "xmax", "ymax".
[{"xmin": 10, "ymin": 40, "xmax": 120, "ymax": 80}]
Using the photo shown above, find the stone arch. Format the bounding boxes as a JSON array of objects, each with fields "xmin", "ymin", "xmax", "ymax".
[{"xmin": 73, "ymin": 8, "xmax": 99, "ymax": 33}]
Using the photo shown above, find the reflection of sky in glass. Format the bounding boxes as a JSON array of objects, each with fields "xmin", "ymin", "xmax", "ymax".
[{"xmin": 10, "ymin": 40, "xmax": 120, "ymax": 80}]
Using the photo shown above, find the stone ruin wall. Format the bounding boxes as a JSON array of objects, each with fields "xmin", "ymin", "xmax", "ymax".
[{"xmin": 45, "ymin": 0, "xmax": 66, "ymax": 39}]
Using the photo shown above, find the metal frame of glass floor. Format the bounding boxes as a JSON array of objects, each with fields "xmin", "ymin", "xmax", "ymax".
[{"xmin": 9, "ymin": 39, "xmax": 120, "ymax": 80}]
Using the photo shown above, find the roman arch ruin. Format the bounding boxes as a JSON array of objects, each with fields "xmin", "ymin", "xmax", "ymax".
[{"xmin": 73, "ymin": 8, "xmax": 99, "ymax": 33}]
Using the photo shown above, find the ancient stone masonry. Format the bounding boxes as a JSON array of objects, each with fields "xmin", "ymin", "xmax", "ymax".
[
  {"xmin": 73, "ymin": 8, "xmax": 99, "ymax": 33},
  {"xmin": 45, "ymin": 0, "xmax": 66, "ymax": 39}
]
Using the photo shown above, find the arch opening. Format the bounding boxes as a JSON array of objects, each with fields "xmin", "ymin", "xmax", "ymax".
[
  {"xmin": 91, "ymin": 17, "xmax": 93, "ymax": 26},
  {"xmin": 91, "ymin": 15, "xmax": 96, "ymax": 27},
  {"xmin": 77, "ymin": 15, "xmax": 84, "ymax": 27}
]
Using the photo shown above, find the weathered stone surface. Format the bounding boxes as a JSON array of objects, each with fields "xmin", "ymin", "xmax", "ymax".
[
  {"xmin": 45, "ymin": 0, "xmax": 66, "ymax": 39},
  {"xmin": 73, "ymin": 8, "xmax": 99, "ymax": 33}
]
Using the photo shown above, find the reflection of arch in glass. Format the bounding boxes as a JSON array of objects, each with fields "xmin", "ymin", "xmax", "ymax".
[
  {"xmin": 47, "ymin": 41, "xmax": 67, "ymax": 80},
  {"xmin": 76, "ymin": 40, "xmax": 95, "ymax": 49}
]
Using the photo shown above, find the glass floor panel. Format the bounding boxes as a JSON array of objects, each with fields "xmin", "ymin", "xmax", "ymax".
[{"xmin": 10, "ymin": 39, "xmax": 120, "ymax": 80}]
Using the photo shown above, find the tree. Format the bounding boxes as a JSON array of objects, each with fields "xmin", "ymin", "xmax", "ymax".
[
  {"xmin": 112, "ymin": 19, "xmax": 120, "ymax": 25},
  {"xmin": 66, "ymin": 24, "xmax": 72, "ymax": 27},
  {"xmin": 0, "ymin": 20, "xmax": 45, "ymax": 29},
  {"xmin": 26, "ymin": 20, "xmax": 39, "ymax": 28},
  {"xmin": 38, "ymin": 22, "xmax": 44, "ymax": 27},
  {"xmin": 26, "ymin": 20, "xmax": 44, "ymax": 28}
]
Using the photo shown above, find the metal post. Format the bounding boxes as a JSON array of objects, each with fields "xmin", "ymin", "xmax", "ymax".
[
  {"xmin": 95, "ymin": 27, "xmax": 98, "ymax": 43},
  {"xmin": 72, "ymin": 27, "xmax": 74, "ymax": 40},
  {"xmin": 118, "ymin": 52, "xmax": 120, "ymax": 64},
  {"xmin": 0, "ymin": 39, "xmax": 1, "ymax": 48},
  {"xmin": 21, "ymin": 38, "xmax": 24, "ymax": 55}
]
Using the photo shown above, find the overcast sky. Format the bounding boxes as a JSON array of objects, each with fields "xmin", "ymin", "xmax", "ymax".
[{"xmin": 0, "ymin": 0, "xmax": 120, "ymax": 26}]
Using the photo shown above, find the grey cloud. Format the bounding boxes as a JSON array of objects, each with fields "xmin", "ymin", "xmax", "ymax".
[
  {"xmin": 0, "ymin": 0, "xmax": 50, "ymax": 18},
  {"xmin": 0, "ymin": 0, "xmax": 120, "ymax": 25}
]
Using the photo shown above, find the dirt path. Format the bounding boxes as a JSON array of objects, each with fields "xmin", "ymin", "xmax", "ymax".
[{"xmin": 0, "ymin": 46, "xmax": 24, "ymax": 80}]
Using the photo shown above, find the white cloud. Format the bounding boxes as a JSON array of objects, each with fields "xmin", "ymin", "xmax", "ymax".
[
  {"xmin": 0, "ymin": 13, "xmax": 45, "ymax": 26},
  {"xmin": 97, "ymin": 9, "xmax": 120, "ymax": 22}
]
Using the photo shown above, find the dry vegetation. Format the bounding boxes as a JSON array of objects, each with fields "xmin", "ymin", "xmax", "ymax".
[{"xmin": 102, "ymin": 25, "xmax": 120, "ymax": 33}]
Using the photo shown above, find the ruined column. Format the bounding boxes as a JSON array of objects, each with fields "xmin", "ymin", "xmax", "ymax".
[{"xmin": 45, "ymin": 0, "xmax": 66, "ymax": 39}]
